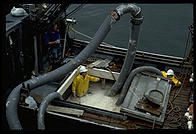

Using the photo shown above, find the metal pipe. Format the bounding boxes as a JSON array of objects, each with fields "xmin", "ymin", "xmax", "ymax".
[
  {"xmin": 115, "ymin": 66, "xmax": 162, "ymax": 106},
  {"xmin": 33, "ymin": 36, "xmax": 38, "ymax": 74},
  {"xmin": 106, "ymin": 4, "xmax": 143, "ymax": 96},
  {"xmin": 6, "ymin": 4, "xmax": 120, "ymax": 129},
  {"xmin": 44, "ymin": 4, "xmax": 54, "ymax": 16},
  {"xmin": 50, "ymin": 4, "xmax": 62, "ymax": 17},
  {"xmin": 46, "ymin": 4, "xmax": 57, "ymax": 17},
  {"xmin": 37, "ymin": 92, "xmax": 63, "ymax": 130},
  {"xmin": 62, "ymin": 25, "xmax": 68, "ymax": 59}
]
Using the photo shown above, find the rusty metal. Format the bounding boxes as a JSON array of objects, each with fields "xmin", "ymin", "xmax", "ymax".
[
  {"xmin": 120, "ymin": 72, "xmax": 171, "ymax": 125},
  {"xmin": 135, "ymin": 99, "xmax": 163, "ymax": 116},
  {"xmin": 144, "ymin": 88, "xmax": 164, "ymax": 107}
]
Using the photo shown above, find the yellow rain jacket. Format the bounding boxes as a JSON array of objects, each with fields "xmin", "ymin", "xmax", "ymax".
[
  {"xmin": 72, "ymin": 74, "xmax": 100, "ymax": 97},
  {"xmin": 161, "ymin": 71, "xmax": 181, "ymax": 86}
]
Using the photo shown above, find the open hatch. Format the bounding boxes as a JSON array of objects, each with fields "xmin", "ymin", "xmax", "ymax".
[{"xmin": 57, "ymin": 63, "xmax": 121, "ymax": 114}]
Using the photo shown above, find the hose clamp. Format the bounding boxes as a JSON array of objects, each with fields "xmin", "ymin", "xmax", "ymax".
[
  {"xmin": 110, "ymin": 9, "xmax": 120, "ymax": 21},
  {"xmin": 130, "ymin": 16, "xmax": 144, "ymax": 25}
]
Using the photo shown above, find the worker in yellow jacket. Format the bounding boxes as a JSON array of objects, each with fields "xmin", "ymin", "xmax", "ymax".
[
  {"xmin": 161, "ymin": 69, "xmax": 181, "ymax": 86},
  {"xmin": 72, "ymin": 66, "xmax": 100, "ymax": 97}
]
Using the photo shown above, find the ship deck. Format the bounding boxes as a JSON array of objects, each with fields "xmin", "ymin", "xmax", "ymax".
[
  {"xmin": 66, "ymin": 80, "xmax": 121, "ymax": 113},
  {"xmin": 17, "ymin": 40, "xmax": 193, "ymax": 129},
  {"xmin": 17, "ymin": 64, "xmax": 192, "ymax": 130},
  {"xmin": 58, "ymin": 67, "xmax": 192, "ymax": 129},
  {"xmin": 163, "ymin": 73, "xmax": 191, "ymax": 129}
]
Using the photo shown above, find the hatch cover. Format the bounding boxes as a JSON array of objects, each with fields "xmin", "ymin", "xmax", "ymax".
[{"xmin": 120, "ymin": 72, "xmax": 171, "ymax": 125}]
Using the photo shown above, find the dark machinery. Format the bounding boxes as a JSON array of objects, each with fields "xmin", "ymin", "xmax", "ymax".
[
  {"xmin": 4, "ymin": 3, "xmax": 70, "ymax": 129},
  {"xmin": 4, "ymin": 4, "xmax": 70, "ymax": 93}
]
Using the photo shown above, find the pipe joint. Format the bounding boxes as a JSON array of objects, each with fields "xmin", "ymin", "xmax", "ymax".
[
  {"xmin": 130, "ymin": 16, "xmax": 144, "ymax": 25},
  {"xmin": 116, "ymin": 4, "xmax": 140, "ymax": 17},
  {"xmin": 116, "ymin": 4, "xmax": 143, "ymax": 25},
  {"xmin": 110, "ymin": 10, "xmax": 120, "ymax": 21},
  {"xmin": 129, "ymin": 40, "xmax": 136, "ymax": 46}
]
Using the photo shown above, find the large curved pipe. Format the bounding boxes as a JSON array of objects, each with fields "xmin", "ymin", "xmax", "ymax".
[
  {"xmin": 6, "ymin": 4, "xmax": 136, "ymax": 130},
  {"xmin": 106, "ymin": 4, "xmax": 143, "ymax": 96},
  {"xmin": 115, "ymin": 66, "xmax": 163, "ymax": 106},
  {"xmin": 6, "ymin": 14, "xmax": 115, "ymax": 130},
  {"xmin": 37, "ymin": 92, "xmax": 63, "ymax": 130}
]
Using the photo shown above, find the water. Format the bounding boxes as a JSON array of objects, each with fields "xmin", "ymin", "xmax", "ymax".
[{"xmin": 67, "ymin": 4, "xmax": 193, "ymax": 57}]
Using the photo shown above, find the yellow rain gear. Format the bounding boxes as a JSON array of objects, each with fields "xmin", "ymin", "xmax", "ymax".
[
  {"xmin": 161, "ymin": 71, "xmax": 181, "ymax": 86},
  {"xmin": 72, "ymin": 74, "xmax": 100, "ymax": 97}
]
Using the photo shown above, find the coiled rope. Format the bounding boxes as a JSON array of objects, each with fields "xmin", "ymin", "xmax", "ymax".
[{"xmin": 165, "ymin": 74, "xmax": 187, "ymax": 128}]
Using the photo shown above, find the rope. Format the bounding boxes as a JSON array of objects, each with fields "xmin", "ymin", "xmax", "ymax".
[
  {"xmin": 165, "ymin": 103, "xmax": 182, "ymax": 128},
  {"xmin": 105, "ymin": 67, "xmax": 116, "ymax": 81},
  {"xmin": 68, "ymin": 25, "xmax": 114, "ymax": 47},
  {"xmin": 66, "ymin": 4, "xmax": 85, "ymax": 18},
  {"xmin": 175, "ymin": 30, "xmax": 191, "ymax": 81},
  {"xmin": 171, "ymin": 74, "xmax": 187, "ymax": 103},
  {"xmin": 164, "ymin": 74, "xmax": 187, "ymax": 128}
]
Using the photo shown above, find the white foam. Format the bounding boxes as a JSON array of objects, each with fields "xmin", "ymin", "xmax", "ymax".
[{"xmin": 67, "ymin": 81, "xmax": 121, "ymax": 113}]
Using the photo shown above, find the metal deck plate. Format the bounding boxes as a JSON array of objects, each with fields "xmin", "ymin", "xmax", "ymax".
[{"xmin": 121, "ymin": 72, "xmax": 171, "ymax": 125}]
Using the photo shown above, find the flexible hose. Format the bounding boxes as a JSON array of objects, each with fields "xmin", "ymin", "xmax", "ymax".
[
  {"xmin": 6, "ymin": 4, "xmax": 137, "ymax": 129},
  {"xmin": 25, "ymin": 15, "xmax": 115, "ymax": 90},
  {"xmin": 105, "ymin": 38, "xmax": 138, "ymax": 96},
  {"xmin": 6, "ymin": 84, "xmax": 23, "ymax": 129},
  {"xmin": 37, "ymin": 92, "xmax": 63, "ymax": 130},
  {"xmin": 6, "ymin": 14, "xmax": 115, "ymax": 130},
  {"xmin": 106, "ymin": 4, "xmax": 143, "ymax": 96},
  {"xmin": 115, "ymin": 66, "xmax": 162, "ymax": 106}
]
